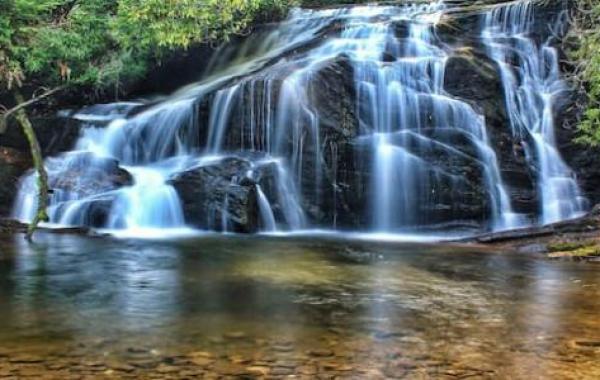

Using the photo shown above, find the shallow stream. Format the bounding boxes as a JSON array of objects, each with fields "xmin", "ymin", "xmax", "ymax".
[{"xmin": 0, "ymin": 233, "xmax": 598, "ymax": 378}]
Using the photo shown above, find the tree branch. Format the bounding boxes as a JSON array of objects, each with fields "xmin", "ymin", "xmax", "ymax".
[
  {"xmin": 13, "ymin": 91, "xmax": 51, "ymax": 242},
  {"xmin": 0, "ymin": 85, "xmax": 66, "ymax": 134}
]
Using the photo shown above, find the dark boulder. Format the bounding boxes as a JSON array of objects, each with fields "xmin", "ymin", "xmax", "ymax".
[
  {"xmin": 169, "ymin": 156, "xmax": 273, "ymax": 232},
  {"xmin": 203, "ymin": 56, "xmax": 362, "ymax": 229},
  {"xmin": 444, "ymin": 54, "xmax": 502, "ymax": 102},
  {"xmin": 436, "ymin": 10, "xmax": 482, "ymax": 42}
]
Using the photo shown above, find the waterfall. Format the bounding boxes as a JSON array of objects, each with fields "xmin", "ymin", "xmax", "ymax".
[
  {"xmin": 11, "ymin": 0, "xmax": 587, "ymax": 237},
  {"xmin": 335, "ymin": 7, "xmax": 519, "ymax": 231},
  {"xmin": 481, "ymin": 0, "xmax": 588, "ymax": 225},
  {"xmin": 207, "ymin": 85, "xmax": 241, "ymax": 153},
  {"xmin": 257, "ymin": 185, "xmax": 277, "ymax": 231}
]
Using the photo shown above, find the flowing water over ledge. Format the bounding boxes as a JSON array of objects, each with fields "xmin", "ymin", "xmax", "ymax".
[
  {"xmin": 11, "ymin": 0, "xmax": 588, "ymax": 238},
  {"xmin": 0, "ymin": 233, "xmax": 598, "ymax": 378}
]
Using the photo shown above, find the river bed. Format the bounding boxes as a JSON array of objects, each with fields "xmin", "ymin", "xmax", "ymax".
[{"xmin": 0, "ymin": 232, "xmax": 598, "ymax": 379}]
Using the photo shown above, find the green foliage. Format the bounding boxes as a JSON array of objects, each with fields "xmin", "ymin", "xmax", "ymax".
[
  {"xmin": 301, "ymin": 0, "xmax": 368, "ymax": 6},
  {"xmin": 547, "ymin": 243, "xmax": 600, "ymax": 259},
  {"xmin": 547, "ymin": 240, "xmax": 595, "ymax": 252},
  {"xmin": 0, "ymin": 0, "xmax": 297, "ymax": 97},
  {"xmin": 114, "ymin": 0, "xmax": 295, "ymax": 51},
  {"xmin": 23, "ymin": 1, "xmax": 118, "ymax": 86},
  {"xmin": 0, "ymin": 0, "xmax": 121, "ymax": 91},
  {"xmin": 572, "ymin": 0, "xmax": 600, "ymax": 146}
]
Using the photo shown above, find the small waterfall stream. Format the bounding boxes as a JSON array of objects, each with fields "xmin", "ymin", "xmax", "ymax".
[
  {"xmin": 12, "ymin": 0, "xmax": 587, "ymax": 237},
  {"xmin": 481, "ymin": 0, "xmax": 588, "ymax": 224}
]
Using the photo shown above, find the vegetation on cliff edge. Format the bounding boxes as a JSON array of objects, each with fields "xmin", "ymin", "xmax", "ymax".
[{"xmin": 568, "ymin": 0, "xmax": 600, "ymax": 146}]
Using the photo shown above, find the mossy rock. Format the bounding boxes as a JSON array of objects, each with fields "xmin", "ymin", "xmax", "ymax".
[
  {"xmin": 547, "ymin": 240, "xmax": 600, "ymax": 260},
  {"xmin": 547, "ymin": 240, "xmax": 596, "ymax": 252}
]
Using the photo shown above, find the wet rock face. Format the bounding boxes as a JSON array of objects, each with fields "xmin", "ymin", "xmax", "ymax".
[
  {"xmin": 0, "ymin": 116, "xmax": 82, "ymax": 156},
  {"xmin": 47, "ymin": 152, "xmax": 134, "ymax": 198},
  {"xmin": 272, "ymin": 54, "xmax": 494, "ymax": 229},
  {"xmin": 444, "ymin": 55, "xmax": 503, "ymax": 103},
  {"xmin": 24, "ymin": 153, "xmax": 134, "ymax": 228},
  {"xmin": 170, "ymin": 156, "xmax": 271, "ymax": 233},
  {"xmin": 303, "ymin": 56, "xmax": 363, "ymax": 228},
  {"xmin": 378, "ymin": 128, "xmax": 492, "ymax": 225},
  {"xmin": 439, "ymin": 0, "xmax": 592, "ymax": 221},
  {"xmin": 566, "ymin": 146, "xmax": 600, "ymax": 205},
  {"xmin": 0, "ymin": 147, "xmax": 32, "ymax": 216},
  {"xmin": 191, "ymin": 39, "xmax": 515, "ymax": 230},
  {"xmin": 197, "ymin": 56, "xmax": 364, "ymax": 229},
  {"xmin": 0, "ymin": 116, "xmax": 84, "ymax": 216},
  {"xmin": 437, "ymin": 0, "xmax": 569, "ymax": 43},
  {"xmin": 444, "ymin": 54, "xmax": 539, "ymax": 219}
]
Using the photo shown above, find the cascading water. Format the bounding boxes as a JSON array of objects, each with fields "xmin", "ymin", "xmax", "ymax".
[
  {"xmin": 481, "ymin": 0, "xmax": 588, "ymax": 224},
  {"xmin": 337, "ymin": 7, "xmax": 519, "ymax": 231},
  {"xmin": 12, "ymin": 0, "xmax": 587, "ymax": 237}
]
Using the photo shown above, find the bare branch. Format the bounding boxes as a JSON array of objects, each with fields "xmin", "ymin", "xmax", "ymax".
[{"xmin": 0, "ymin": 85, "xmax": 66, "ymax": 134}]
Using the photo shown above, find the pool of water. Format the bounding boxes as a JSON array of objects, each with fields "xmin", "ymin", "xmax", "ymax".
[{"xmin": 0, "ymin": 232, "xmax": 598, "ymax": 379}]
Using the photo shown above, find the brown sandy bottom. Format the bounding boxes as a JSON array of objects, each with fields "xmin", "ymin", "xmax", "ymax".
[{"xmin": 0, "ymin": 232, "xmax": 598, "ymax": 379}]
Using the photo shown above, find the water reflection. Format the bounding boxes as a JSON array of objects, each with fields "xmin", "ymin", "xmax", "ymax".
[{"xmin": 0, "ymin": 233, "xmax": 598, "ymax": 378}]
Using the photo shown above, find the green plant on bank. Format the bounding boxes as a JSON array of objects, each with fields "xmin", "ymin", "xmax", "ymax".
[
  {"xmin": 0, "ymin": 0, "xmax": 119, "ymax": 241},
  {"xmin": 0, "ymin": 0, "xmax": 296, "ymax": 240},
  {"xmin": 547, "ymin": 243, "xmax": 600, "ymax": 259},
  {"xmin": 547, "ymin": 240, "xmax": 596, "ymax": 252},
  {"xmin": 547, "ymin": 239, "xmax": 600, "ymax": 260},
  {"xmin": 115, "ymin": 0, "xmax": 295, "ymax": 50},
  {"xmin": 569, "ymin": 0, "xmax": 600, "ymax": 146}
]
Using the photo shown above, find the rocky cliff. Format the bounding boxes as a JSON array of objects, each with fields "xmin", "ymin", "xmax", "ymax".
[{"xmin": 1, "ymin": 0, "xmax": 597, "ymax": 234}]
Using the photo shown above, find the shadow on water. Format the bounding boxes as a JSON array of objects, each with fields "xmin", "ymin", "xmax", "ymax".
[{"xmin": 0, "ymin": 232, "xmax": 598, "ymax": 378}]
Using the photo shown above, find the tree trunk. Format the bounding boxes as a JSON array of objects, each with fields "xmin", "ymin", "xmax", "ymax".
[{"xmin": 13, "ymin": 91, "xmax": 50, "ymax": 241}]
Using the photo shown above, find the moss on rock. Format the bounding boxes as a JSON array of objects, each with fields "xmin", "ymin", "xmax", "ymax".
[{"xmin": 547, "ymin": 239, "xmax": 600, "ymax": 260}]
